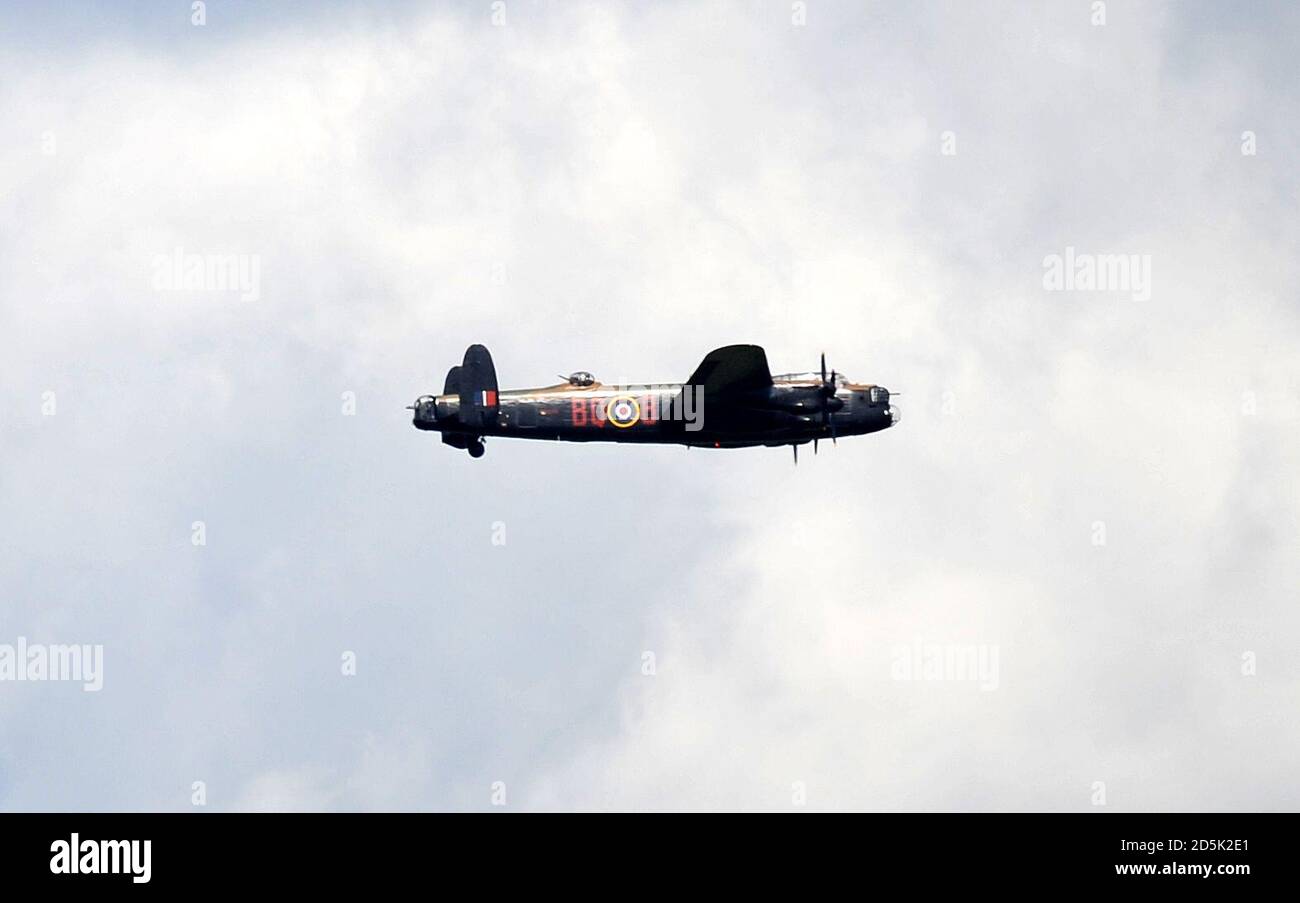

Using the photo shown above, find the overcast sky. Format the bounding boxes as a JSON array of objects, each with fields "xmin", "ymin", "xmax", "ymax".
[{"xmin": 1, "ymin": 0, "xmax": 1297, "ymax": 811}]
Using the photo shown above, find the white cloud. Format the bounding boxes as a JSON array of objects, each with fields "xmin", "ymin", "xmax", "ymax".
[{"xmin": 1, "ymin": 1, "xmax": 1296, "ymax": 811}]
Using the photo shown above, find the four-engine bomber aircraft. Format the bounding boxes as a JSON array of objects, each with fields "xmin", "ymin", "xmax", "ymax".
[{"xmin": 410, "ymin": 344, "xmax": 899, "ymax": 460}]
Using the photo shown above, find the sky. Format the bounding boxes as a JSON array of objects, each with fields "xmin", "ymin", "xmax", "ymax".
[{"xmin": 1, "ymin": 0, "xmax": 1297, "ymax": 811}]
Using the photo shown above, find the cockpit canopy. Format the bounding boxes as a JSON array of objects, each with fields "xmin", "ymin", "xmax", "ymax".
[
  {"xmin": 775, "ymin": 371, "xmax": 850, "ymax": 387},
  {"xmin": 565, "ymin": 371, "xmax": 596, "ymax": 387}
]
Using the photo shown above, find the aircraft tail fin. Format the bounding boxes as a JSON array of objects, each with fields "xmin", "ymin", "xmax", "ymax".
[
  {"xmin": 456, "ymin": 344, "xmax": 499, "ymax": 429},
  {"xmin": 443, "ymin": 365, "xmax": 462, "ymax": 396}
]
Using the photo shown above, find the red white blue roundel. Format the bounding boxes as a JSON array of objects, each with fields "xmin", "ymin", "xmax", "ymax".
[{"xmin": 607, "ymin": 395, "xmax": 640, "ymax": 428}]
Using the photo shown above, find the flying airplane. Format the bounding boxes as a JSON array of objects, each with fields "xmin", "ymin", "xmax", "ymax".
[{"xmin": 409, "ymin": 344, "xmax": 900, "ymax": 461}]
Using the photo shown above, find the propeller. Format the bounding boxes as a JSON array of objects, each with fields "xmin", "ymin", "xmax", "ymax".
[
  {"xmin": 818, "ymin": 352, "xmax": 842, "ymax": 443},
  {"xmin": 793, "ymin": 354, "xmax": 841, "ymax": 464}
]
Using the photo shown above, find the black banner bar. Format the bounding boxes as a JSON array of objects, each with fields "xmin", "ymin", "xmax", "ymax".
[{"xmin": 0, "ymin": 813, "xmax": 1285, "ymax": 890}]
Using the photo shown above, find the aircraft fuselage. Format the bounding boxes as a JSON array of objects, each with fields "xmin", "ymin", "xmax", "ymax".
[
  {"xmin": 413, "ymin": 377, "xmax": 898, "ymax": 448},
  {"xmin": 413, "ymin": 344, "xmax": 899, "ymax": 458}
]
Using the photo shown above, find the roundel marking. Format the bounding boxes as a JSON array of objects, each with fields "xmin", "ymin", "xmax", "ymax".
[{"xmin": 607, "ymin": 395, "xmax": 641, "ymax": 428}]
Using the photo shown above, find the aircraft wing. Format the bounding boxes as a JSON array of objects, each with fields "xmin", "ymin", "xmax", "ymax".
[{"xmin": 686, "ymin": 344, "xmax": 773, "ymax": 395}]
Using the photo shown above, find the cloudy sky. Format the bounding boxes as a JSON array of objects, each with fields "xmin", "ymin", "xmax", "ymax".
[{"xmin": 1, "ymin": 0, "xmax": 1297, "ymax": 811}]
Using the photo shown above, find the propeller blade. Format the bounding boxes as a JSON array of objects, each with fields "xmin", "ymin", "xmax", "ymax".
[
  {"xmin": 817, "ymin": 353, "xmax": 841, "ymax": 440},
  {"xmin": 814, "ymin": 438, "xmax": 819, "ymax": 455},
  {"xmin": 793, "ymin": 443, "xmax": 798, "ymax": 465}
]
